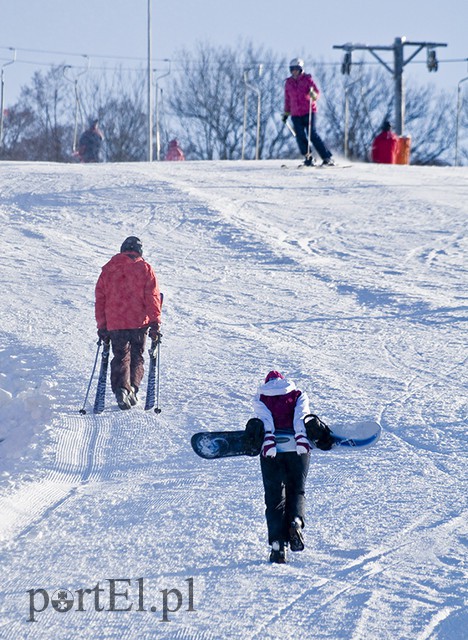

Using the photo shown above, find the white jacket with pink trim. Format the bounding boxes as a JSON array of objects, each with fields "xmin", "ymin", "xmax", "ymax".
[{"xmin": 253, "ymin": 377, "xmax": 310, "ymax": 435}]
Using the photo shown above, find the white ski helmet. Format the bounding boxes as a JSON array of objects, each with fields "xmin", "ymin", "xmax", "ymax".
[{"xmin": 289, "ymin": 57, "xmax": 304, "ymax": 71}]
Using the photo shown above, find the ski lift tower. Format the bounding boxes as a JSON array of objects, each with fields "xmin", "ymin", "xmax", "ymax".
[
  {"xmin": 334, "ymin": 37, "xmax": 447, "ymax": 135},
  {"xmin": 455, "ymin": 75, "xmax": 468, "ymax": 165},
  {"xmin": 63, "ymin": 55, "xmax": 90, "ymax": 153}
]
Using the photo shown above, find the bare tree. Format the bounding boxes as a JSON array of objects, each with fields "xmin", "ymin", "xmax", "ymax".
[
  {"xmin": 1, "ymin": 43, "xmax": 461, "ymax": 165},
  {"xmin": 7, "ymin": 66, "xmax": 73, "ymax": 161},
  {"xmin": 168, "ymin": 43, "xmax": 244, "ymax": 159},
  {"xmin": 0, "ymin": 106, "xmax": 36, "ymax": 160},
  {"xmin": 1, "ymin": 65, "xmax": 148, "ymax": 162},
  {"xmin": 79, "ymin": 69, "xmax": 148, "ymax": 162},
  {"xmin": 167, "ymin": 42, "xmax": 294, "ymax": 160},
  {"xmin": 314, "ymin": 61, "xmax": 457, "ymax": 164},
  {"xmin": 405, "ymin": 86, "xmax": 456, "ymax": 165},
  {"xmin": 312, "ymin": 63, "xmax": 391, "ymax": 160}
]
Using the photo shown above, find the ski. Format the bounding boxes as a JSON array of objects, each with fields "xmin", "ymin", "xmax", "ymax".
[
  {"xmin": 281, "ymin": 163, "xmax": 352, "ymax": 170},
  {"xmin": 93, "ymin": 341, "xmax": 110, "ymax": 414},
  {"xmin": 144, "ymin": 292, "xmax": 164, "ymax": 412},
  {"xmin": 144, "ymin": 339, "xmax": 159, "ymax": 411}
]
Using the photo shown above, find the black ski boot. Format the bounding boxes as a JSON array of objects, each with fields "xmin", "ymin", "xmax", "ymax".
[
  {"xmin": 289, "ymin": 517, "xmax": 305, "ymax": 552},
  {"xmin": 303, "ymin": 155, "xmax": 317, "ymax": 167},
  {"xmin": 269, "ymin": 541, "xmax": 287, "ymax": 564}
]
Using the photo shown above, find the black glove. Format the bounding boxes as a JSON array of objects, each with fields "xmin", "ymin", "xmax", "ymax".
[
  {"xmin": 281, "ymin": 112, "xmax": 290, "ymax": 123},
  {"xmin": 244, "ymin": 418, "xmax": 264, "ymax": 449},
  {"xmin": 148, "ymin": 322, "xmax": 161, "ymax": 342},
  {"xmin": 97, "ymin": 327, "xmax": 110, "ymax": 344}
]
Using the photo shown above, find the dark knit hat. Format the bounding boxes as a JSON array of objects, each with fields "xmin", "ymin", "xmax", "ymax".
[{"xmin": 120, "ymin": 236, "xmax": 143, "ymax": 255}]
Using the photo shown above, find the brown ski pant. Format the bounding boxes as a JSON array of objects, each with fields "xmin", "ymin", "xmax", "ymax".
[{"xmin": 109, "ymin": 328, "xmax": 147, "ymax": 393}]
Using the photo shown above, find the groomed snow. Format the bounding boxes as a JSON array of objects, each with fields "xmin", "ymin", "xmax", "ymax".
[{"xmin": 0, "ymin": 159, "xmax": 466, "ymax": 639}]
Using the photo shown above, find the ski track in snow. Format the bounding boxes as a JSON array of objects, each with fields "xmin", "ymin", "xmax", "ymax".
[{"xmin": 0, "ymin": 160, "xmax": 467, "ymax": 639}]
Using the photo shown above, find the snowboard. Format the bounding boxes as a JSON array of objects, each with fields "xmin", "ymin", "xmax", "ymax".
[
  {"xmin": 191, "ymin": 420, "xmax": 381, "ymax": 459},
  {"xmin": 191, "ymin": 431, "xmax": 261, "ymax": 459}
]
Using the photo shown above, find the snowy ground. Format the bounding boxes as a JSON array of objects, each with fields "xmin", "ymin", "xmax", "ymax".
[{"xmin": 0, "ymin": 159, "xmax": 466, "ymax": 639}]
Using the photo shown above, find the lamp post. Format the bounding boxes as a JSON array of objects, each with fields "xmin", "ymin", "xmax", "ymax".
[
  {"xmin": 0, "ymin": 47, "xmax": 16, "ymax": 151},
  {"xmin": 455, "ymin": 76, "xmax": 468, "ymax": 166},
  {"xmin": 153, "ymin": 59, "xmax": 171, "ymax": 161},
  {"xmin": 344, "ymin": 78, "xmax": 360, "ymax": 159},
  {"xmin": 147, "ymin": 0, "xmax": 153, "ymax": 162},
  {"xmin": 242, "ymin": 65, "xmax": 263, "ymax": 160}
]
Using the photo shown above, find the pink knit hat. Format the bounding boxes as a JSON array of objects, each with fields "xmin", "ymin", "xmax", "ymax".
[{"xmin": 264, "ymin": 370, "xmax": 285, "ymax": 383}]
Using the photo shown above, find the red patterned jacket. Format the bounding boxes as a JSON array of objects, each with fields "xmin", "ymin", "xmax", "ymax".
[{"xmin": 95, "ymin": 251, "xmax": 161, "ymax": 331}]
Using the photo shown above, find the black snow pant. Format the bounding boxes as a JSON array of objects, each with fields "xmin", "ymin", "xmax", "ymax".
[
  {"xmin": 260, "ymin": 452, "xmax": 310, "ymax": 546},
  {"xmin": 291, "ymin": 113, "xmax": 332, "ymax": 161},
  {"xmin": 109, "ymin": 328, "xmax": 147, "ymax": 394}
]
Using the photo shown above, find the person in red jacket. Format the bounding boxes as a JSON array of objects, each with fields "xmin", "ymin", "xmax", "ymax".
[
  {"xmin": 282, "ymin": 58, "xmax": 335, "ymax": 167},
  {"xmin": 165, "ymin": 139, "xmax": 185, "ymax": 161},
  {"xmin": 95, "ymin": 237, "xmax": 162, "ymax": 410},
  {"xmin": 371, "ymin": 121, "xmax": 399, "ymax": 164}
]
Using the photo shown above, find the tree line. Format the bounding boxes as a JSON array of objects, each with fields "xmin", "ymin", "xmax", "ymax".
[{"xmin": 0, "ymin": 42, "xmax": 464, "ymax": 165}]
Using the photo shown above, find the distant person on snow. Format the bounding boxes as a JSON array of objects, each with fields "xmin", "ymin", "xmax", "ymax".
[
  {"xmin": 245, "ymin": 370, "xmax": 334, "ymax": 563},
  {"xmin": 95, "ymin": 237, "xmax": 162, "ymax": 410},
  {"xmin": 371, "ymin": 120, "xmax": 399, "ymax": 164},
  {"xmin": 165, "ymin": 139, "xmax": 185, "ymax": 161},
  {"xmin": 282, "ymin": 58, "xmax": 335, "ymax": 167},
  {"xmin": 78, "ymin": 119, "xmax": 104, "ymax": 163}
]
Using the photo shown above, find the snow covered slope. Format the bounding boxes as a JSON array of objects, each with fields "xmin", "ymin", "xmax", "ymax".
[{"xmin": 0, "ymin": 159, "xmax": 466, "ymax": 639}]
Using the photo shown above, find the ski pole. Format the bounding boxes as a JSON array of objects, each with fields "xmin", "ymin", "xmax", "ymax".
[
  {"xmin": 154, "ymin": 291, "xmax": 163, "ymax": 414},
  {"xmin": 284, "ymin": 120, "xmax": 296, "ymax": 137},
  {"xmin": 306, "ymin": 93, "xmax": 313, "ymax": 162},
  {"xmin": 154, "ymin": 338, "xmax": 161, "ymax": 414},
  {"xmin": 79, "ymin": 340, "xmax": 102, "ymax": 414}
]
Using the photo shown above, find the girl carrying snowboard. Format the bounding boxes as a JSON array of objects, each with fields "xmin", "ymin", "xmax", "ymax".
[{"xmin": 245, "ymin": 370, "xmax": 333, "ymax": 563}]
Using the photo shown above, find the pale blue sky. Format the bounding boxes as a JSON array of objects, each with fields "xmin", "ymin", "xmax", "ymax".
[{"xmin": 1, "ymin": 0, "xmax": 467, "ymax": 105}]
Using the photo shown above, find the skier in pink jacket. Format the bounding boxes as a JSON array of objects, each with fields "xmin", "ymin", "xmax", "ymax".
[{"xmin": 282, "ymin": 58, "xmax": 335, "ymax": 167}]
